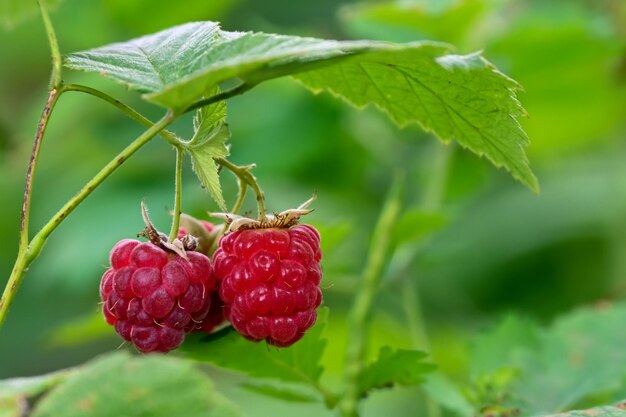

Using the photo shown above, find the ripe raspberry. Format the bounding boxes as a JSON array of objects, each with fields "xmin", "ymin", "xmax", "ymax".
[
  {"xmin": 212, "ymin": 224, "xmax": 322, "ymax": 347},
  {"xmin": 100, "ymin": 239, "xmax": 215, "ymax": 353}
]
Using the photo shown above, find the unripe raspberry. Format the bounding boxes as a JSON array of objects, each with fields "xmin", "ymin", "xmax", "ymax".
[
  {"xmin": 177, "ymin": 220, "xmax": 214, "ymax": 239},
  {"xmin": 213, "ymin": 224, "xmax": 322, "ymax": 347},
  {"xmin": 100, "ymin": 239, "xmax": 215, "ymax": 353}
]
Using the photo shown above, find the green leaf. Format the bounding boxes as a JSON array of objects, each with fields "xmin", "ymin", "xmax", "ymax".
[
  {"xmin": 184, "ymin": 87, "xmax": 230, "ymax": 209},
  {"xmin": 30, "ymin": 352, "xmax": 240, "ymax": 417},
  {"xmin": 469, "ymin": 304, "xmax": 626, "ymax": 415},
  {"xmin": 516, "ymin": 305, "xmax": 626, "ymax": 414},
  {"xmin": 538, "ymin": 404, "xmax": 626, "ymax": 417},
  {"xmin": 240, "ymin": 383, "xmax": 320, "ymax": 403},
  {"xmin": 0, "ymin": 369, "xmax": 71, "ymax": 417},
  {"xmin": 64, "ymin": 22, "xmax": 373, "ymax": 109},
  {"xmin": 358, "ymin": 346, "xmax": 435, "ymax": 396},
  {"xmin": 65, "ymin": 21, "xmax": 536, "ymax": 191},
  {"xmin": 181, "ymin": 307, "xmax": 328, "ymax": 385},
  {"xmin": 0, "ymin": 370, "xmax": 70, "ymax": 400},
  {"xmin": 0, "ymin": 0, "xmax": 58, "ymax": 30},
  {"xmin": 294, "ymin": 48, "xmax": 538, "ymax": 192}
]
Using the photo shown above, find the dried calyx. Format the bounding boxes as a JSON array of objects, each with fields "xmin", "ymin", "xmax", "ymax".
[
  {"xmin": 211, "ymin": 195, "xmax": 316, "ymax": 232},
  {"xmin": 138, "ymin": 201, "xmax": 195, "ymax": 259}
]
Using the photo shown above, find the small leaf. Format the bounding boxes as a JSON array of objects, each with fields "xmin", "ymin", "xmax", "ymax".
[
  {"xmin": 181, "ymin": 307, "xmax": 328, "ymax": 385},
  {"xmin": 358, "ymin": 346, "xmax": 435, "ymax": 397},
  {"xmin": 185, "ymin": 87, "xmax": 230, "ymax": 210},
  {"xmin": 240, "ymin": 383, "xmax": 320, "ymax": 403},
  {"xmin": 30, "ymin": 352, "xmax": 240, "ymax": 417}
]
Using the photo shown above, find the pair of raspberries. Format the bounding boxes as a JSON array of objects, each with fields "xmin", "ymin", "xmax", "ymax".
[{"xmin": 100, "ymin": 224, "xmax": 323, "ymax": 352}]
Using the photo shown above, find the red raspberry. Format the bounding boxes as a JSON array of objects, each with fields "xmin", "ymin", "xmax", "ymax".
[
  {"xmin": 100, "ymin": 239, "xmax": 215, "ymax": 353},
  {"xmin": 212, "ymin": 224, "xmax": 323, "ymax": 347}
]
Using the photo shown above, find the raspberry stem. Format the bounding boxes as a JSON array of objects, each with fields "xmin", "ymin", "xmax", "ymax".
[
  {"xmin": 37, "ymin": 0, "xmax": 62, "ymax": 89},
  {"xmin": 215, "ymin": 158, "xmax": 267, "ymax": 221},
  {"xmin": 20, "ymin": 87, "xmax": 61, "ymax": 253},
  {"xmin": 338, "ymin": 175, "xmax": 404, "ymax": 417},
  {"xmin": 168, "ymin": 147, "xmax": 184, "ymax": 242}
]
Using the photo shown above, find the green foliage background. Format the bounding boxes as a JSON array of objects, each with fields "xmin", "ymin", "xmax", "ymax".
[{"xmin": 0, "ymin": 0, "xmax": 625, "ymax": 416}]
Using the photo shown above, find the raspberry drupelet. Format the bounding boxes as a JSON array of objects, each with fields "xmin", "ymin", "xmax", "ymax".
[
  {"xmin": 100, "ymin": 239, "xmax": 215, "ymax": 353},
  {"xmin": 212, "ymin": 224, "xmax": 323, "ymax": 347}
]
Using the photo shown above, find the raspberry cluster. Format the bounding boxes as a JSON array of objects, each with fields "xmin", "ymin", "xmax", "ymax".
[
  {"xmin": 212, "ymin": 225, "xmax": 323, "ymax": 347},
  {"xmin": 100, "ymin": 239, "xmax": 215, "ymax": 353},
  {"xmin": 101, "ymin": 218, "xmax": 323, "ymax": 352}
]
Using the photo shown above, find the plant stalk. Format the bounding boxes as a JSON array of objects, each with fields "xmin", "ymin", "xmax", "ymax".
[
  {"xmin": 168, "ymin": 147, "xmax": 184, "ymax": 242},
  {"xmin": 37, "ymin": 0, "xmax": 62, "ymax": 88},
  {"xmin": 338, "ymin": 175, "xmax": 404, "ymax": 417},
  {"xmin": 20, "ymin": 88, "xmax": 61, "ymax": 252},
  {"xmin": 215, "ymin": 158, "xmax": 266, "ymax": 220}
]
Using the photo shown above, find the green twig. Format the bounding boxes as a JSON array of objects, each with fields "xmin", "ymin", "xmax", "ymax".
[
  {"xmin": 231, "ymin": 179, "xmax": 248, "ymax": 214},
  {"xmin": 0, "ymin": 112, "xmax": 175, "ymax": 328},
  {"xmin": 338, "ymin": 175, "xmax": 404, "ymax": 417},
  {"xmin": 168, "ymin": 147, "xmax": 184, "ymax": 242},
  {"xmin": 215, "ymin": 158, "xmax": 266, "ymax": 220},
  {"xmin": 37, "ymin": 0, "xmax": 62, "ymax": 88}
]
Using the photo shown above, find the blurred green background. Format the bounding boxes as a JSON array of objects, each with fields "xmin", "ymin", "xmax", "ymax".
[{"xmin": 1, "ymin": 0, "xmax": 625, "ymax": 415}]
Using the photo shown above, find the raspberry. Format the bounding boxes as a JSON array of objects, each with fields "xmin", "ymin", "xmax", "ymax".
[
  {"xmin": 212, "ymin": 224, "xmax": 322, "ymax": 347},
  {"xmin": 100, "ymin": 239, "xmax": 215, "ymax": 353}
]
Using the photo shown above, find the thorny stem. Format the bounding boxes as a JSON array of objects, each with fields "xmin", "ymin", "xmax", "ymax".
[
  {"xmin": 0, "ymin": 112, "xmax": 175, "ymax": 328},
  {"xmin": 215, "ymin": 158, "xmax": 266, "ymax": 220},
  {"xmin": 20, "ymin": 88, "xmax": 61, "ymax": 252},
  {"xmin": 168, "ymin": 147, "xmax": 184, "ymax": 242},
  {"xmin": 37, "ymin": 0, "xmax": 62, "ymax": 89},
  {"xmin": 338, "ymin": 175, "xmax": 404, "ymax": 417}
]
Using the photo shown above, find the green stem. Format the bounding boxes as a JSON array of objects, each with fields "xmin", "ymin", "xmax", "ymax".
[
  {"xmin": 20, "ymin": 87, "xmax": 61, "ymax": 252},
  {"xmin": 0, "ymin": 111, "xmax": 175, "ymax": 328},
  {"xmin": 338, "ymin": 175, "xmax": 404, "ymax": 417},
  {"xmin": 231, "ymin": 179, "xmax": 248, "ymax": 214},
  {"xmin": 37, "ymin": 0, "xmax": 62, "ymax": 88},
  {"xmin": 62, "ymin": 84, "xmax": 180, "ymax": 146},
  {"xmin": 215, "ymin": 158, "xmax": 266, "ymax": 220},
  {"xmin": 168, "ymin": 147, "xmax": 184, "ymax": 242}
]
